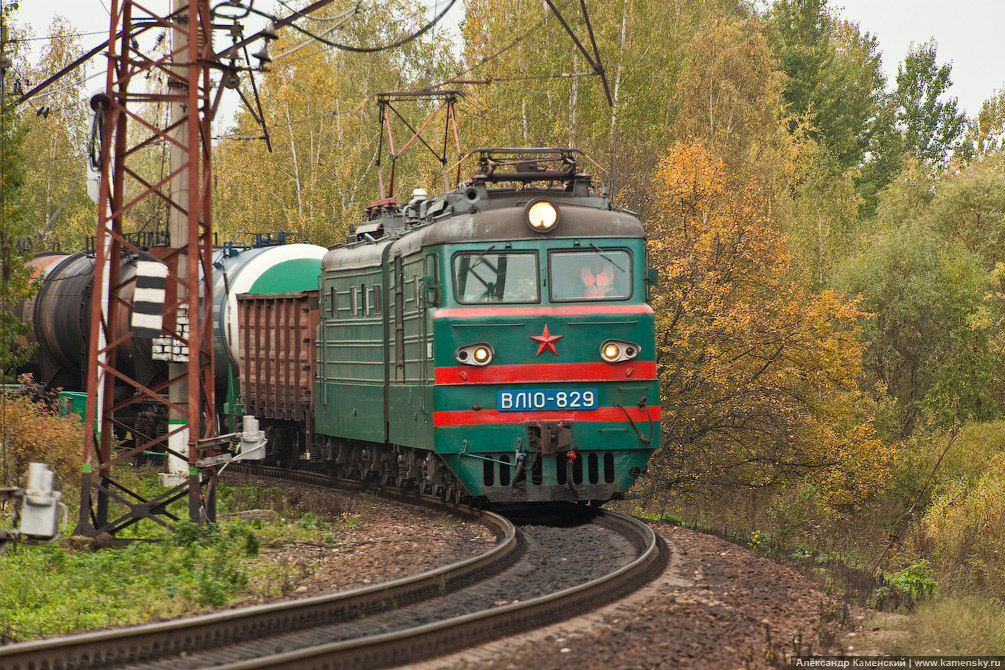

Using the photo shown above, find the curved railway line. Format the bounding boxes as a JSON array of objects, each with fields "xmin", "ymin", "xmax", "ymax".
[{"xmin": 0, "ymin": 466, "xmax": 667, "ymax": 670}]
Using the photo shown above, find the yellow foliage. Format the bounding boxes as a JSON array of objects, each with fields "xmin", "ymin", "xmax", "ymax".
[
  {"xmin": 212, "ymin": 0, "xmax": 458, "ymax": 245},
  {"xmin": 923, "ymin": 451, "xmax": 1005, "ymax": 597},
  {"xmin": 648, "ymin": 140, "xmax": 891, "ymax": 505},
  {"xmin": 672, "ymin": 16, "xmax": 788, "ymax": 191},
  {"xmin": 0, "ymin": 394, "xmax": 84, "ymax": 488}
]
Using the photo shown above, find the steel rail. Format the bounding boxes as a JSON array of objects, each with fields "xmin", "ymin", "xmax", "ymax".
[
  {"xmin": 0, "ymin": 506, "xmax": 517, "ymax": 670},
  {"xmin": 0, "ymin": 468, "xmax": 666, "ymax": 670},
  {"xmin": 206, "ymin": 510, "xmax": 665, "ymax": 670}
]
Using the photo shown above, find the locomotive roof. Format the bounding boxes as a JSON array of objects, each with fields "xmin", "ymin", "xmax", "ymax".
[
  {"xmin": 324, "ymin": 147, "xmax": 647, "ymax": 272},
  {"xmin": 327, "ymin": 183, "xmax": 643, "ymax": 264},
  {"xmin": 418, "ymin": 189, "xmax": 643, "ymax": 246}
]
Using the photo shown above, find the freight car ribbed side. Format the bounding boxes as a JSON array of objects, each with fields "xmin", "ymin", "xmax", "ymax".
[{"xmin": 237, "ymin": 291, "xmax": 319, "ymax": 424}]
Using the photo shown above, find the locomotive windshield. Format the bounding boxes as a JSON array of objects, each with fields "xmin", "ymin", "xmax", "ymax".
[
  {"xmin": 550, "ymin": 248, "xmax": 632, "ymax": 301},
  {"xmin": 454, "ymin": 250, "xmax": 539, "ymax": 303}
]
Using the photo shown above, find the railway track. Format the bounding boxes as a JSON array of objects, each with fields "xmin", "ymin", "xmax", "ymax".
[{"xmin": 0, "ymin": 467, "xmax": 666, "ymax": 670}]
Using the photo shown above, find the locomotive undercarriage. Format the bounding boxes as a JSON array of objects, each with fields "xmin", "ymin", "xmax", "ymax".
[
  {"xmin": 255, "ymin": 419, "xmax": 629, "ymax": 506},
  {"xmin": 259, "ymin": 420, "xmax": 470, "ymax": 504}
]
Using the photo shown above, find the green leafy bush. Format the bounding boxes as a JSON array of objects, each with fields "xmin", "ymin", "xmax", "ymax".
[
  {"xmin": 0, "ymin": 520, "xmax": 257, "ymax": 639},
  {"xmin": 866, "ymin": 585, "xmax": 892, "ymax": 609},
  {"xmin": 296, "ymin": 512, "xmax": 332, "ymax": 532},
  {"xmin": 890, "ymin": 560, "xmax": 938, "ymax": 599}
]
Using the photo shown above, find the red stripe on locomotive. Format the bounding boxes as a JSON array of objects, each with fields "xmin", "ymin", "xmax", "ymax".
[
  {"xmin": 433, "ymin": 304, "xmax": 655, "ymax": 319},
  {"xmin": 433, "ymin": 405, "xmax": 661, "ymax": 427}
]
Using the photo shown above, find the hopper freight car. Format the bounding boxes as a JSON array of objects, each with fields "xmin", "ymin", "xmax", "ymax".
[{"xmin": 237, "ymin": 290, "xmax": 319, "ymax": 467}]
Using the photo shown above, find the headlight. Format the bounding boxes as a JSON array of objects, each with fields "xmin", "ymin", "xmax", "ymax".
[
  {"xmin": 456, "ymin": 343, "xmax": 494, "ymax": 366},
  {"xmin": 525, "ymin": 200, "xmax": 558, "ymax": 233},
  {"xmin": 600, "ymin": 339, "xmax": 639, "ymax": 363}
]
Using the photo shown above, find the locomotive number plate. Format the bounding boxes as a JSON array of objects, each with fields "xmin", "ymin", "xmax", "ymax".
[{"xmin": 497, "ymin": 389, "xmax": 598, "ymax": 411}]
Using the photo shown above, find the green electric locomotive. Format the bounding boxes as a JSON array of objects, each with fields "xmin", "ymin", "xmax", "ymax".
[{"xmin": 243, "ymin": 148, "xmax": 660, "ymax": 504}]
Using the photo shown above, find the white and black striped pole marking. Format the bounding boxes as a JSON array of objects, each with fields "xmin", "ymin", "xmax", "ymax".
[{"xmin": 131, "ymin": 256, "xmax": 168, "ymax": 338}]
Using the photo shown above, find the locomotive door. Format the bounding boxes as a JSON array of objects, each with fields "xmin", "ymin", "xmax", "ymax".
[
  {"xmin": 393, "ymin": 255, "xmax": 404, "ymax": 382},
  {"xmin": 417, "ymin": 252, "xmax": 438, "ymax": 415},
  {"xmin": 387, "ymin": 251, "xmax": 435, "ymax": 449}
]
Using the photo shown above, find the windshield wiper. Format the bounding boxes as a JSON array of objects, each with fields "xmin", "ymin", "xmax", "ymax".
[
  {"xmin": 589, "ymin": 243, "xmax": 625, "ymax": 272},
  {"xmin": 459, "ymin": 244, "xmax": 497, "ymax": 281}
]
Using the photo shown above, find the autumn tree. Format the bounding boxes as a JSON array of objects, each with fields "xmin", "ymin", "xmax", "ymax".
[
  {"xmin": 18, "ymin": 17, "xmax": 95, "ymax": 251},
  {"xmin": 765, "ymin": 0, "xmax": 888, "ymax": 279},
  {"xmin": 671, "ymin": 14, "xmax": 787, "ymax": 188},
  {"xmin": 835, "ymin": 225, "xmax": 998, "ymax": 435},
  {"xmin": 460, "ymin": 0, "xmax": 772, "ymax": 218},
  {"xmin": 114, "ymin": 30, "xmax": 190, "ymax": 245},
  {"xmin": 0, "ymin": 13, "xmax": 36, "ymax": 382},
  {"xmin": 960, "ymin": 88, "xmax": 1005, "ymax": 161},
  {"xmin": 461, "ymin": 0, "xmax": 665, "ymax": 205},
  {"xmin": 854, "ymin": 41, "xmax": 964, "ymax": 217},
  {"xmin": 769, "ymin": 0, "xmax": 832, "ymax": 123},
  {"xmin": 853, "ymin": 40, "xmax": 965, "ymax": 219},
  {"xmin": 926, "ymin": 154, "xmax": 1005, "ymax": 267},
  {"xmin": 775, "ymin": 142, "xmax": 862, "ymax": 290},
  {"xmin": 647, "ymin": 140, "xmax": 890, "ymax": 507},
  {"xmin": 855, "ymin": 98, "xmax": 903, "ymax": 219}
]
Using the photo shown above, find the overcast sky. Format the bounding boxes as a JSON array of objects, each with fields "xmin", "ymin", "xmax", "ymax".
[
  {"xmin": 834, "ymin": 0, "xmax": 1005, "ymax": 117},
  {"xmin": 14, "ymin": 0, "xmax": 1005, "ymax": 119}
]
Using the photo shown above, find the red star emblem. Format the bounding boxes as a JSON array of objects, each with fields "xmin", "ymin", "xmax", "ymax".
[{"xmin": 530, "ymin": 324, "xmax": 563, "ymax": 357}]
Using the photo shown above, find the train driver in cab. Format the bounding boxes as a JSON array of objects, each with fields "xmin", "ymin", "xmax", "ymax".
[{"xmin": 581, "ymin": 262, "xmax": 616, "ymax": 298}]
